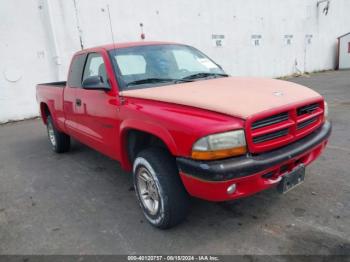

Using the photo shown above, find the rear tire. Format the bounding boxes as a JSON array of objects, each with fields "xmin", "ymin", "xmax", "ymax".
[
  {"xmin": 46, "ymin": 115, "xmax": 70, "ymax": 153},
  {"xmin": 133, "ymin": 147, "xmax": 190, "ymax": 229}
]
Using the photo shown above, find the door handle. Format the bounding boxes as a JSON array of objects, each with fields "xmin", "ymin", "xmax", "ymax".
[{"xmin": 76, "ymin": 98, "xmax": 82, "ymax": 107}]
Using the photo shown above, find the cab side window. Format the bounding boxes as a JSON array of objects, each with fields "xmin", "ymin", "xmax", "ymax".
[
  {"xmin": 67, "ymin": 54, "xmax": 87, "ymax": 88},
  {"xmin": 83, "ymin": 53, "xmax": 108, "ymax": 85}
]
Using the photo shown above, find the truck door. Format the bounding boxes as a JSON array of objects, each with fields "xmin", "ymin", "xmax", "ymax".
[
  {"xmin": 74, "ymin": 52, "xmax": 120, "ymax": 158},
  {"xmin": 64, "ymin": 53, "xmax": 87, "ymax": 136}
]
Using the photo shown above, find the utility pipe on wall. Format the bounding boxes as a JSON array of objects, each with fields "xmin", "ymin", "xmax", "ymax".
[
  {"xmin": 73, "ymin": 0, "xmax": 84, "ymax": 50},
  {"xmin": 45, "ymin": 0, "xmax": 62, "ymax": 79}
]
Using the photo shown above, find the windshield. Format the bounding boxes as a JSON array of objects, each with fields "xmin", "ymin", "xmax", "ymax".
[{"xmin": 108, "ymin": 44, "xmax": 227, "ymax": 90}]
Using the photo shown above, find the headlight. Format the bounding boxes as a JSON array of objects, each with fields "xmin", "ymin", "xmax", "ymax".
[
  {"xmin": 324, "ymin": 101, "xmax": 328, "ymax": 120},
  {"xmin": 191, "ymin": 130, "xmax": 247, "ymax": 160}
]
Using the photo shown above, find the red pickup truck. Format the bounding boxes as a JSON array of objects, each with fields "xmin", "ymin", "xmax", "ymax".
[{"xmin": 37, "ymin": 41, "xmax": 331, "ymax": 229}]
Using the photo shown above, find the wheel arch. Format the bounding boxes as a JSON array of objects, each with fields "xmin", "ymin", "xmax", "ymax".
[
  {"xmin": 40, "ymin": 102, "xmax": 50, "ymax": 124},
  {"xmin": 119, "ymin": 119, "xmax": 178, "ymax": 171}
]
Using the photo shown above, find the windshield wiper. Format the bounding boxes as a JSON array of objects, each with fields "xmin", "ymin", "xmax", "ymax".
[
  {"xmin": 126, "ymin": 78, "xmax": 192, "ymax": 87},
  {"xmin": 181, "ymin": 72, "xmax": 229, "ymax": 80}
]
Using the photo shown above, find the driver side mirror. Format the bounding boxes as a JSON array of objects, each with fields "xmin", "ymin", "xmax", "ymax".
[{"xmin": 82, "ymin": 76, "xmax": 110, "ymax": 91}]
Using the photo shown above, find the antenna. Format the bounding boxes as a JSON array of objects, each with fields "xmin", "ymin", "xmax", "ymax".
[{"xmin": 106, "ymin": 4, "xmax": 116, "ymax": 50}]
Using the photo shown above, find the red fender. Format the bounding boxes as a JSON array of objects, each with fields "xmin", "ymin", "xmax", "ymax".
[{"xmin": 119, "ymin": 119, "xmax": 178, "ymax": 171}]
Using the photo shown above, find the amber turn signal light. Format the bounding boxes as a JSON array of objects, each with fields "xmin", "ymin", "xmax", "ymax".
[{"xmin": 191, "ymin": 146, "xmax": 247, "ymax": 160}]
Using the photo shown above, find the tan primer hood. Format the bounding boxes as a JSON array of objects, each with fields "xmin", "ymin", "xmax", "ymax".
[{"xmin": 120, "ymin": 77, "xmax": 322, "ymax": 119}]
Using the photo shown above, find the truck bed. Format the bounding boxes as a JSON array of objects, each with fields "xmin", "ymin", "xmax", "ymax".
[{"xmin": 36, "ymin": 82, "xmax": 66, "ymax": 131}]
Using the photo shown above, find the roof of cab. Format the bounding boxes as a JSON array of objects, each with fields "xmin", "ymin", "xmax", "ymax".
[{"xmin": 76, "ymin": 41, "xmax": 179, "ymax": 54}]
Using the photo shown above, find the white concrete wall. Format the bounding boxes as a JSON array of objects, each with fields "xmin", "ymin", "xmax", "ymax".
[
  {"xmin": 1, "ymin": 0, "xmax": 349, "ymax": 123},
  {"xmin": 339, "ymin": 33, "xmax": 350, "ymax": 69}
]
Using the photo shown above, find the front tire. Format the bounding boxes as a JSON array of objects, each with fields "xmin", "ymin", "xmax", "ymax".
[
  {"xmin": 133, "ymin": 148, "xmax": 190, "ymax": 229},
  {"xmin": 46, "ymin": 115, "xmax": 70, "ymax": 153}
]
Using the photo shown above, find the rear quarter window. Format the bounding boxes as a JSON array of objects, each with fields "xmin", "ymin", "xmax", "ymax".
[{"xmin": 67, "ymin": 54, "xmax": 87, "ymax": 88}]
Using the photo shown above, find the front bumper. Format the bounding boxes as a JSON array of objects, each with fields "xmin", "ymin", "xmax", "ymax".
[{"xmin": 177, "ymin": 121, "xmax": 331, "ymax": 201}]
